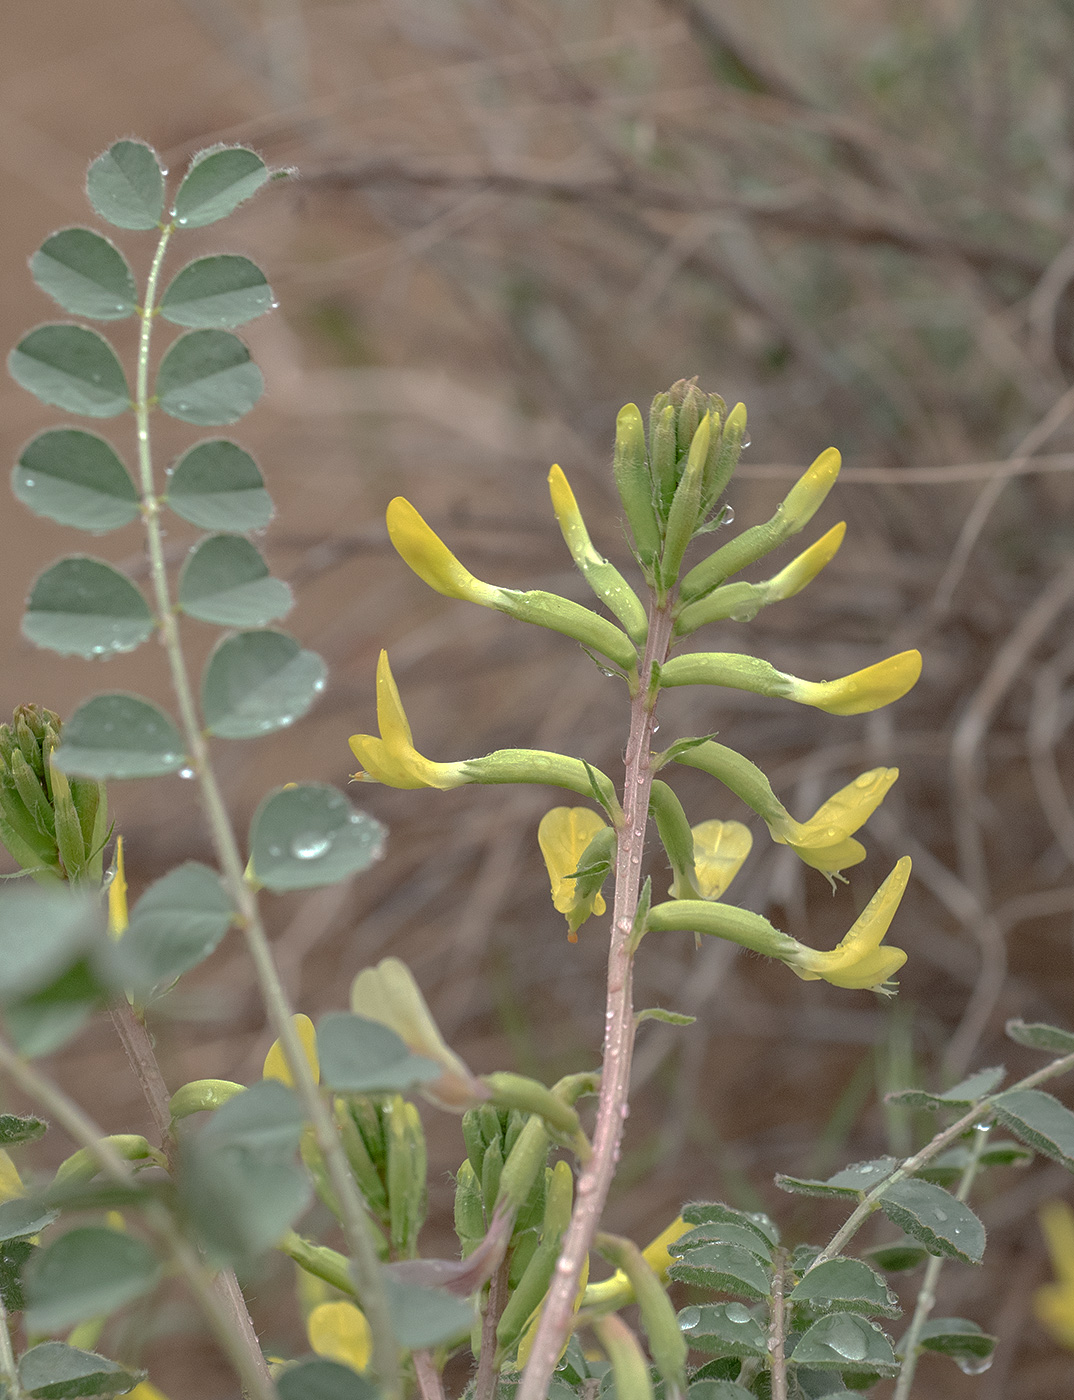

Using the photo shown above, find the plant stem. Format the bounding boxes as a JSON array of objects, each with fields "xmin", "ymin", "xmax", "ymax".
[
  {"xmin": 0, "ymin": 1294, "xmax": 23, "ymax": 1400},
  {"xmin": 134, "ymin": 228, "xmax": 399, "ymax": 1395},
  {"xmin": 518, "ymin": 600, "xmax": 675, "ymax": 1400},
  {"xmin": 768, "ymin": 1249, "xmax": 788, "ymax": 1400},
  {"xmin": 473, "ymin": 1255, "xmax": 509, "ymax": 1400},
  {"xmin": 891, "ymin": 1126, "xmax": 990, "ymax": 1400},
  {"xmin": 809, "ymin": 1051, "xmax": 1074, "ymax": 1271},
  {"xmin": 413, "ymin": 1349, "xmax": 447, "ymax": 1400},
  {"xmin": 0, "ymin": 1035, "xmax": 276, "ymax": 1400}
]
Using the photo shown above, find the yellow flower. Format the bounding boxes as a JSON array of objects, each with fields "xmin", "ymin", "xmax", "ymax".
[
  {"xmin": 349, "ymin": 651, "xmax": 468, "ymax": 790},
  {"xmin": 788, "ymin": 857, "xmax": 911, "ymax": 990},
  {"xmin": 1035, "ymin": 1200, "xmax": 1074, "ymax": 1349},
  {"xmin": 307, "ymin": 1299, "xmax": 372, "ymax": 1373},
  {"xmin": 788, "ymin": 651, "xmax": 922, "ymax": 716},
  {"xmin": 386, "ymin": 498, "xmax": 505, "ymax": 606},
  {"xmin": 127, "ymin": 1385, "xmax": 169, "ymax": 1400},
  {"xmin": 691, "ymin": 821, "xmax": 752, "ymax": 900},
  {"xmin": 774, "ymin": 768, "xmax": 899, "ymax": 876},
  {"xmin": 108, "ymin": 836, "xmax": 128, "ymax": 939},
  {"xmin": 581, "ymin": 1216, "xmax": 691, "ymax": 1313},
  {"xmin": 263, "ymin": 1013, "xmax": 320, "ymax": 1087},
  {"xmin": 0, "ymin": 1149, "xmax": 23, "ymax": 1203},
  {"xmin": 537, "ymin": 807, "xmax": 610, "ymax": 940}
]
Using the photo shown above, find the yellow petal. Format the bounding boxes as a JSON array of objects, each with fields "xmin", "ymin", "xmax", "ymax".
[
  {"xmin": 108, "ymin": 836, "xmax": 128, "ymax": 939},
  {"xmin": 790, "ymin": 857, "xmax": 911, "ymax": 989},
  {"xmin": 349, "ymin": 653, "xmax": 468, "ymax": 790},
  {"xmin": 538, "ymin": 807, "xmax": 609, "ymax": 913},
  {"xmin": 765, "ymin": 521, "xmax": 846, "ymax": 601},
  {"xmin": 782, "ymin": 769, "xmax": 899, "ymax": 849},
  {"xmin": 263, "ymin": 1014, "xmax": 320, "ymax": 1087},
  {"xmin": 0, "ymin": 1149, "xmax": 22, "ymax": 1203},
  {"xmin": 307, "ymin": 1300, "xmax": 372, "ymax": 1373},
  {"xmin": 1041, "ymin": 1200, "xmax": 1074, "ymax": 1286},
  {"xmin": 691, "ymin": 820, "xmax": 752, "ymax": 900},
  {"xmin": 581, "ymin": 1216, "xmax": 691, "ymax": 1312},
  {"xmin": 790, "ymin": 652, "xmax": 922, "ymax": 716},
  {"xmin": 127, "ymin": 1385, "xmax": 170, "ymax": 1400},
  {"xmin": 1035, "ymin": 1280, "xmax": 1074, "ymax": 1349},
  {"xmin": 386, "ymin": 498, "xmax": 502, "ymax": 605}
]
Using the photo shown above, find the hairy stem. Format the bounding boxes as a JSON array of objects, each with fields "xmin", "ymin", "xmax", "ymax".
[
  {"xmin": 135, "ymin": 227, "xmax": 399, "ymax": 1395},
  {"xmin": 768, "ymin": 1249, "xmax": 788, "ymax": 1400},
  {"xmin": 473, "ymin": 1255, "xmax": 509, "ymax": 1400},
  {"xmin": 809, "ymin": 1051, "xmax": 1074, "ymax": 1271},
  {"xmin": 891, "ymin": 1126, "xmax": 990, "ymax": 1400},
  {"xmin": 0, "ymin": 1294, "xmax": 22, "ymax": 1400},
  {"xmin": 0, "ymin": 1036, "xmax": 276, "ymax": 1400},
  {"xmin": 518, "ymin": 600, "xmax": 675, "ymax": 1400}
]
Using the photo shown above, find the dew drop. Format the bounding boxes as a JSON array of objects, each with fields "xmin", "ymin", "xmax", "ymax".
[
  {"xmin": 741, "ymin": 435, "xmax": 751, "ymax": 449},
  {"xmin": 725, "ymin": 1303, "xmax": 751, "ymax": 1324},
  {"xmin": 178, "ymin": 766, "xmax": 195, "ymax": 780},
  {"xmin": 934, "ymin": 1209, "xmax": 947, "ymax": 1222},
  {"xmin": 291, "ymin": 831, "xmax": 332, "ymax": 860},
  {"xmin": 718, "ymin": 503, "xmax": 734, "ymax": 525},
  {"xmin": 312, "ymin": 677, "xmax": 326, "ymax": 693},
  {"xmin": 556, "ymin": 1256, "xmax": 573, "ymax": 1274},
  {"xmin": 678, "ymin": 1306, "xmax": 701, "ymax": 1332},
  {"xmin": 824, "ymin": 1316, "xmax": 867, "ymax": 1361},
  {"xmin": 956, "ymin": 1354, "xmax": 993, "ymax": 1376},
  {"xmin": 22, "ymin": 477, "xmax": 34, "ymax": 488},
  {"xmin": 176, "ymin": 217, "xmax": 188, "ymax": 226},
  {"xmin": 270, "ymin": 300, "xmax": 280, "ymax": 309}
]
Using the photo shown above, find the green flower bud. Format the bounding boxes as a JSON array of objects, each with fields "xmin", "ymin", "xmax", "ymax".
[
  {"xmin": 595, "ymin": 1233, "xmax": 687, "ymax": 1398},
  {"xmin": 335, "ymin": 1098, "xmax": 389, "ymax": 1219},
  {"xmin": 496, "ymin": 1159, "xmax": 574, "ymax": 1356},
  {"xmin": 462, "ymin": 1108, "xmax": 488, "ymax": 1179},
  {"xmin": 50, "ymin": 1134, "xmax": 163, "ymax": 1193},
  {"xmin": 480, "ymin": 1136, "xmax": 504, "ymax": 1218},
  {"xmin": 497, "ymin": 588, "xmax": 639, "ymax": 676},
  {"xmin": 649, "ymin": 781, "xmax": 700, "ymax": 899},
  {"xmin": 454, "ymin": 1158, "xmax": 486, "ymax": 1256},
  {"xmin": 548, "ymin": 465, "xmax": 648, "ymax": 644},
  {"xmin": 482, "ymin": 1072, "xmax": 585, "ymax": 1146},
  {"xmin": 387, "ymin": 1095, "xmax": 427, "ymax": 1258},
  {"xmin": 659, "ymin": 413, "xmax": 711, "ymax": 589},
  {"xmin": 494, "ymin": 1115, "xmax": 551, "ymax": 1217},
  {"xmin": 169, "ymin": 1078, "xmax": 245, "ymax": 1120},
  {"xmin": 644, "ymin": 898, "xmax": 800, "ymax": 959},
  {"xmin": 702, "ymin": 400, "xmax": 745, "ymax": 512},
  {"xmin": 593, "ymin": 1314, "xmax": 655, "ymax": 1400},
  {"xmin": 613, "ymin": 403, "xmax": 662, "ymax": 566},
  {"xmin": 649, "ymin": 403, "xmax": 678, "ymax": 516}
]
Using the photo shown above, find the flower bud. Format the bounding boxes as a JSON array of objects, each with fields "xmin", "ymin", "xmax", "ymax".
[
  {"xmin": 168, "ymin": 1078, "xmax": 244, "ymax": 1120},
  {"xmin": 482, "ymin": 1072, "xmax": 585, "ymax": 1145},
  {"xmin": 702, "ymin": 400, "xmax": 745, "ymax": 511},
  {"xmin": 386, "ymin": 497, "xmax": 505, "ymax": 606},
  {"xmin": 592, "ymin": 1314, "xmax": 655, "ymax": 1400},
  {"xmin": 659, "ymin": 649, "xmax": 921, "ymax": 716},
  {"xmin": 334, "ymin": 1098, "xmax": 390, "ymax": 1218},
  {"xmin": 387, "ymin": 1094, "xmax": 427, "ymax": 1257},
  {"xmin": 659, "ymin": 413, "xmax": 711, "ymax": 587},
  {"xmin": 494, "ymin": 1114, "xmax": 552, "ymax": 1217},
  {"xmin": 595, "ymin": 1234, "xmax": 687, "ymax": 1398},
  {"xmin": 495, "ymin": 1159, "xmax": 574, "ymax": 1357},
  {"xmin": 613, "ymin": 403, "xmax": 662, "ymax": 565},
  {"xmin": 454, "ymin": 1158, "xmax": 486, "ymax": 1257},
  {"xmin": 548, "ymin": 465, "xmax": 648, "ymax": 643}
]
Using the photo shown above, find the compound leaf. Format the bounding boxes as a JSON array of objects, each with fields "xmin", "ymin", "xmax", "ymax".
[
  {"xmin": 116, "ymin": 862, "xmax": 235, "ymax": 994},
  {"xmin": 31, "ymin": 229, "xmax": 137, "ymax": 320},
  {"xmin": 160, "ymin": 255, "xmax": 273, "ymax": 328},
  {"xmin": 165, "ymin": 438, "xmax": 273, "ymax": 532},
  {"xmin": 317, "ymin": 1013, "xmax": 440, "ymax": 1095},
  {"xmin": 877, "ymin": 1179, "xmax": 985, "ymax": 1265},
  {"xmin": 172, "ymin": 146, "xmax": 269, "ymax": 228},
  {"xmin": 991, "ymin": 1088, "xmax": 1074, "ymax": 1172},
  {"xmin": 178, "ymin": 534, "xmax": 291, "ymax": 627},
  {"xmin": 23, "ymin": 1227, "xmax": 161, "ymax": 1331}
]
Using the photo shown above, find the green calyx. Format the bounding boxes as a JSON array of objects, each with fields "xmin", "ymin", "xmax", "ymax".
[{"xmin": 0, "ymin": 705, "xmax": 108, "ymax": 884}]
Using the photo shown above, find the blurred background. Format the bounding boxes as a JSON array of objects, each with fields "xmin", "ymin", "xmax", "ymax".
[{"xmin": 3, "ymin": 0, "xmax": 1074, "ymax": 1394}]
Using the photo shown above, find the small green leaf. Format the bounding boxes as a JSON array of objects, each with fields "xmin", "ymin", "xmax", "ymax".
[
  {"xmin": 317, "ymin": 1012, "xmax": 440, "ymax": 1094},
  {"xmin": 24, "ymin": 1227, "xmax": 161, "ymax": 1331},
  {"xmin": 776, "ymin": 1157, "xmax": 897, "ymax": 1200},
  {"xmin": 172, "ymin": 146, "xmax": 269, "ymax": 228},
  {"xmin": 160, "ymin": 255, "xmax": 273, "ymax": 328},
  {"xmin": 249, "ymin": 784, "xmax": 385, "ymax": 891},
  {"xmin": 887, "ymin": 1066, "xmax": 1005, "ymax": 1110},
  {"xmin": 22, "ymin": 557, "xmax": 153, "ymax": 658},
  {"xmin": 862, "ymin": 1241, "xmax": 930, "ymax": 1273},
  {"xmin": 383, "ymin": 1273, "xmax": 473, "ymax": 1347},
  {"xmin": 0, "ymin": 1199, "xmax": 58, "ymax": 1242},
  {"xmin": 31, "ymin": 230, "xmax": 137, "ymax": 320},
  {"xmin": 685, "ymin": 1383, "xmax": 754, "ymax": 1400},
  {"xmin": 636, "ymin": 1007, "xmax": 696, "ymax": 1026},
  {"xmin": 668, "ymin": 1243, "xmax": 772, "ymax": 1300},
  {"xmin": 0, "ymin": 888, "xmax": 102, "ymax": 1001},
  {"xmin": 0, "ymin": 1113, "xmax": 47, "ymax": 1147},
  {"xmin": 19, "ymin": 1341, "xmax": 145, "ymax": 1398},
  {"xmin": 991, "ymin": 1088, "xmax": 1074, "ymax": 1171},
  {"xmin": 178, "ymin": 535, "xmax": 292, "ymax": 626},
  {"xmin": 1005, "ymin": 1019, "xmax": 1074, "ymax": 1053},
  {"xmin": 681, "ymin": 1202, "xmax": 779, "ymax": 1250},
  {"xmin": 165, "ymin": 438, "xmax": 273, "ymax": 532},
  {"xmin": 9, "ymin": 326, "xmax": 129, "ymax": 417},
  {"xmin": 877, "ymin": 1179, "xmax": 985, "ymax": 1265},
  {"xmin": 670, "ymin": 1223, "xmax": 772, "ymax": 1264},
  {"xmin": 912, "ymin": 1317, "xmax": 997, "ymax": 1368},
  {"xmin": 180, "ymin": 1080, "xmax": 310, "ymax": 1261},
  {"xmin": 54, "ymin": 694, "xmax": 187, "ymax": 779},
  {"xmin": 5, "ymin": 960, "xmax": 108, "ymax": 1057},
  {"xmin": 86, "ymin": 140, "xmax": 164, "ymax": 230},
  {"xmin": 13, "ymin": 429, "xmax": 139, "ymax": 532},
  {"xmin": 201, "ymin": 631, "xmax": 325, "ymax": 738},
  {"xmin": 677, "ymin": 1303, "xmax": 767, "ymax": 1359},
  {"xmin": 789, "ymin": 1258, "xmax": 900, "ymax": 1318},
  {"xmin": 919, "ymin": 1139, "xmax": 1033, "ymax": 1186},
  {"xmin": 155, "ymin": 330, "xmax": 263, "ymax": 425},
  {"xmin": 277, "ymin": 1360, "xmax": 379, "ymax": 1400},
  {"xmin": 116, "ymin": 862, "xmax": 234, "ymax": 993},
  {"xmin": 789, "ymin": 1315, "xmax": 898, "ymax": 1377}
]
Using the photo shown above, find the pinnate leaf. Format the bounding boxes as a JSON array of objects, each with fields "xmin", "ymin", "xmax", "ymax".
[
  {"xmin": 668, "ymin": 1242, "xmax": 772, "ymax": 1300},
  {"xmin": 887, "ymin": 1066, "xmax": 1004, "ymax": 1110},
  {"xmin": 789, "ymin": 1314, "xmax": 898, "ymax": 1376},
  {"xmin": 777, "ymin": 1157, "xmax": 897, "ymax": 1200},
  {"xmin": 913, "ymin": 1317, "xmax": 996, "ymax": 1367},
  {"xmin": 13, "ymin": 429, "xmax": 139, "ymax": 531},
  {"xmin": 0, "ymin": 1113, "xmax": 47, "ymax": 1146},
  {"xmin": 789, "ymin": 1258, "xmax": 900, "ymax": 1317},
  {"xmin": 0, "ymin": 888, "xmax": 103, "ymax": 1001},
  {"xmin": 86, "ymin": 140, "xmax": 164, "ymax": 229},
  {"xmin": 0, "ymin": 1198, "xmax": 58, "ymax": 1242},
  {"xmin": 172, "ymin": 146, "xmax": 269, "ymax": 228},
  {"xmin": 382, "ymin": 1273, "xmax": 474, "ymax": 1347},
  {"xmin": 677, "ymin": 1303, "xmax": 767, "ymax": 1358},
  {"xmin": 160, "ymin": 255, "xmax": 273, "ymax": 328},
  {"xmin": 178, "ymin": 534, "xmax": 292, "ymax": 627},
  {"xmin": 10, "ymin": 325, "xmax": 129, "ymax": 417},
  {"xmin": 155, "ymin": 329, "xmax": 263, "ymax": 425},
  {"xmin": 202, "ymin": 630, "xmax": 325, "ymax": 738},
  {"xmin": 681, "ymin": 1200, "xmax": 780, "ymax": 1248},
  {"xmin": 54, "ymin": 694, "xmax": 187, "ymax": 779},
  {"xmin": 22, "ymin": 557, "xmax": 153, "ymax": 658},
  {"xmin": 165, "ymin": 438, "xmax": 273, "ymax": 532},
  {"xmin": 116, "ymin": 862, "xmax": 235, "ymax": 994},
  {"xmin": 277, "ymin": 1360, "xmax": 379, "ymax": 1400}
]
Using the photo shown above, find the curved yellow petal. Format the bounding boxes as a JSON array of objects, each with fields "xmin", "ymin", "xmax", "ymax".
[
  {"xmin": 789, "ymin": 857, "xmax": 910, "ymax": 990},
  {"xmin": 349, "ymin": 653, "xmax": 469, "ymax": 790},
  {"xmin": 779, "ymin": 769, "xmax": 899, "ymax": 850},
  {"xmin": 307, "ymin": 1299, "xmax": 372, "ymax": 1373},
  {"xmin": 581, "ymin": 1216, "xmax": 690, "ymax": 1313},
  {"xmin": 263, "ymin": 1013, "xmax": 320, "ymax": 1087},
  {"xmin": 691, "ymin": 820, "xmax": 752, "ymax": 900},
  {"xmin": 538, "ymin": 807, "xmax": 609, "ymax": 914},
  {"xmin": 765, "ymin": 521, "xmax": 846, "ymax": 602},
  {"xmin": 386, "ymin": 498, "xmax": 503, "ymax": 605},
  {"xmin": 790, "ymin": 652, "xmax": 921, "ymax": 716},
  {"xmin": 108, "ymin": 836, "xmax": 128, "ymax": 939}
]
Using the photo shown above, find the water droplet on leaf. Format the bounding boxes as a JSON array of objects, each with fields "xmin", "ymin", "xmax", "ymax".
[
  {"xmin": 678, "ymin": 1306, "xmax": 701, "ymax": 1332},
  {"xmin": 290, "ymin": 832, "xmax": 332, "ymax": 860},
  {"xmin": 956, "ymin": 1354, "xmax": 993, "ymax": 1375},
  {"xmin": 178, "ymin": 767, "xmax": 195, "ymax": 780},
  {"xmin": 725, "ymin": 1303, "xmax": 751, "ymax": 1324}
]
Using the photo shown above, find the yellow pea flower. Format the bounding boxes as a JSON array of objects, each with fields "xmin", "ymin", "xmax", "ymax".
[
  {"xmin": 775, "ymin": 768, "xmax": 899, "ymax": 875},
  {"xmin": 263, "ymin": 1013, "xmax": 320, "ymax": 1087},
  {"xmin": 307, "ymin": 1299, "xmax": 372, "ymax": 1373},
  {"xmin": 108, "ymin": 836, "xmax": 128, "ymax": 938},
  {"xmin": 787, "ymin": 651, "xmax": 922, "ymax": 716},
  {"xmin": 537, "ymin": 807, "xmax": 610, "ymax": 940},
  {"xmin": 386, "ymin": 498, "xmax": 507, "ymax": 606},
  {"xmin": 349, "ymin": 651, "xmax": 469, "ymax": 790},
  {"xmin": 787, "ymin": 857, "xmax": 911, "ymax": 991},
  {"xmin": 691, "ymin": 821, "xmax": 752, "ymax": 900},
  {"xmin": 1035, "ymin": 1200, "xmax": 1074, "ymax": 1349},
  {"xmin": 580, "ymin": 1216, "xmax": 691, "ymax": 1313},
  {"xmin": 127, "ymin": 1385, "xmax": 169, "ymax": 1400}
]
